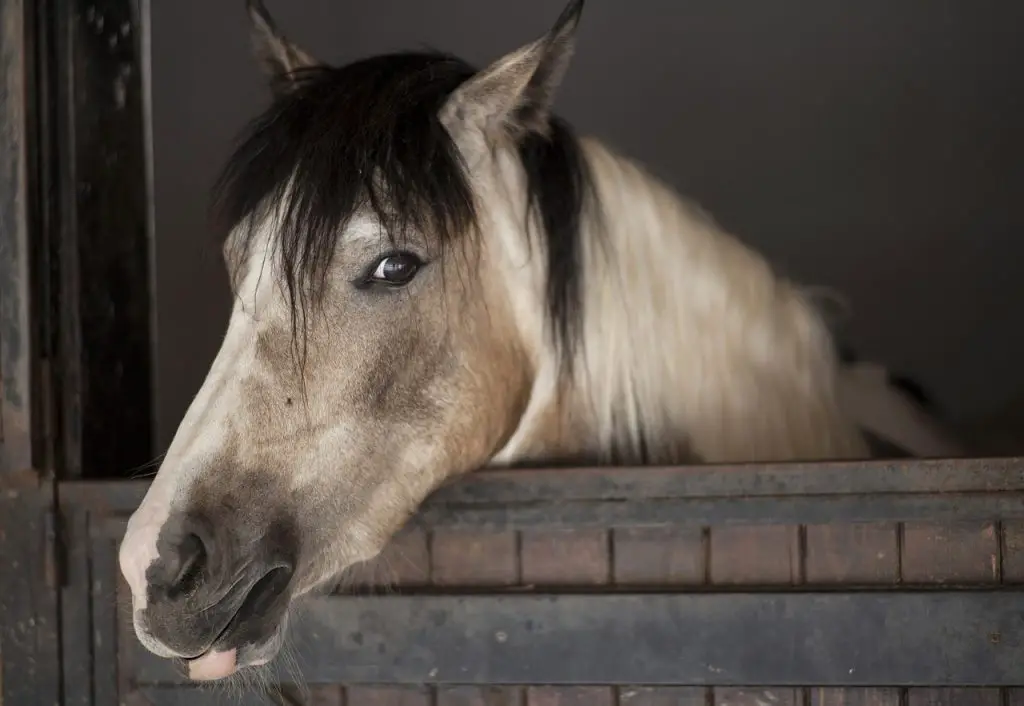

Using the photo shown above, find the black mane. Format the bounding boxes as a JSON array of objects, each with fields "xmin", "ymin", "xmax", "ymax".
[{"xmin": 211, "ymin": 50, "xmax": 593, "ymax": 363}]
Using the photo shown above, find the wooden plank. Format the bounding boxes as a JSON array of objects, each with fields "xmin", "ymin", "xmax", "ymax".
[
  {"xmin": 130, "ymin": 592, "xmax": 1024, "ymax": 686},
  {"xmin": 1002, "ymin": 521, "xmax": 1024, "ymax": 582},
  {"xmin": 427, "ymin": 458, "xmax": 1024, "ymax": 503},
  {"xmin": 52, "ymin": 0, "xmax": 154, "ymax": 478},
  {"xmin": 526, "ymin": 686, "xmax": 615, "ymax": 706},
  {"xmin": 1006, "ymin": 688, "xmax": 1024, "ymax": 706},
  {"xmin": 520, "ymin": 528, "xmax": 610, "ymax": 585},
  {"xmin": 84, "ymin": 488, "xmax": 1024, "ymax": 536},
  {"xmin": 60, "ymin": 508, "xmax": 94, "ymax": 706},
  {"xmin": 0, "ymin": 483, "xmax": 61, "ymax": 706},
  {"xmin": 419, "ymin": 495, "xmax": 1024, "ymax": 531},
  {"xmin": 81, "ymin": 485, "xmax": 1024, "ymax": 535},
  {"xmin": 613, "ymin": 527, "xmax": 705, "ymax": 585},
  {"xmin": 805, "ymin": 524, "xmax": 898, "ymax": 584},
  {"xmin": 902, "ymin": 522, "xmax": 999, "ymax": 583},
  {"xmin": 809, "ymin": 688, "xmax": 901, "ymax": 706},
  {"xmin": 436, "ymin": 686, "xmax": 523, "ymax": 706},
  {"xmin": 58, "ymin": 457, "xmax": 1024, "ymax": 517},
  {"xmin": 0, "ymin": 0, "xmax": 33, "ymax": 475},
  {"xmin": 905, "ymin": 688, "xmax": 1001, "ymax": 705},
  {"xmin": 305, "ymin": 685, "xmax": 345, "ymax": 706},
  {"xmin": 117, "ymin": 568, "xmax": 137, "ymax": 701},
  {"xmin": 430, "ymin": 529, "xmax": 519, "ymax": 586},
  {"xmin": 136, "ymin": 687, "xmax": 275, "ymax": 705},
  {"xmin": 709, "ymin": 525, "xmax": 801, "ymax": 584},
  {"xmin": 619, "ymin": 687, "xmax": 707, "ymax": 706},
  {"xmin": 344, "ymin": 686, "xmax": 432, "ymax": 706},
  {"xmin": 713, "ymin": 688, "xmax": 799, "ymax": 706},
  {"xmin": 90, "ymin": 538, "xmax": 121, "ymax": 706}
]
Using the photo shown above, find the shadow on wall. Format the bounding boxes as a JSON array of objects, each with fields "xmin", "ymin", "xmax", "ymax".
[{"xmin": 150, "ymin": 0, "xmax": 1024, "ymax": 451}]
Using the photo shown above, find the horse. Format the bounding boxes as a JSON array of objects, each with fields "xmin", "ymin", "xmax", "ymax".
[{"xmin": 117, "ymin": 0, "xmax": 964, "ymax": 682}]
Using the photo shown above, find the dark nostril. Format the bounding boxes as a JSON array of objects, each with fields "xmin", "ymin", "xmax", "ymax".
[
  {"xmin": 232, "ymin": 564, "xmax": 294, "ymax": 630},
  {"xmin": 167, "ymin": 532, "xmax": 207, "ymax": 598}
]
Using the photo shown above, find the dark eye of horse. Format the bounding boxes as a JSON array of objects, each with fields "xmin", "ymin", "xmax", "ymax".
[{"xmin": 366, "ymin": 252, "xmax": 423, "ymax": 287}]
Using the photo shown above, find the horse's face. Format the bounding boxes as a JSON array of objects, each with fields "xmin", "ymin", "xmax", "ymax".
[
  {"xmin": 118, "ymin": 0, "xmax": 584, "ymax": 681},
  {"xmin": 121, "ymin": 207, "xmax": 528, "ymax": 668}
]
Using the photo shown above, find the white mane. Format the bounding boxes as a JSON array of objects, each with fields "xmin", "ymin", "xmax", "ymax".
[{"xmin": 495, "ymin": 136, "xmax": 962, "ymax": 465}]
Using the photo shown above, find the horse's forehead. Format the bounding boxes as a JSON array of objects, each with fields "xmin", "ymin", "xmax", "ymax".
[{"xmin": 230, "ymin": 226, "xmax": 283, "ymax": 317}]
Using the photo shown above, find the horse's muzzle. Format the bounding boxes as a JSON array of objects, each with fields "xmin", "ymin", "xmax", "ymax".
[{"xmin": 135, "ymin": 510, "xmax": 296, "ymax": 673}]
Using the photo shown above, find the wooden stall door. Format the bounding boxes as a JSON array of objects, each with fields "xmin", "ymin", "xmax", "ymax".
[
  {"xmin": 58, "ymin": 458, "xmax": 1024, "ymax": 706},
  {"xmin": 0, "ymin": 475, "xmax": 61, "ymax": 706}
]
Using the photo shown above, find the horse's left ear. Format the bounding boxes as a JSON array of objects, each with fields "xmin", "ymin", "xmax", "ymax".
[
  {"xmin": 246, "ymin": 0, "xmax": 322, "ymax": 95},
  {"xmin": 442, "ymin": 0, "xmax": 584, "ymax": 140}
]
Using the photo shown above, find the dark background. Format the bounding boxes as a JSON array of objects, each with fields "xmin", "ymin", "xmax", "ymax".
[{"xmin": 149, "ymin": 0, "xmax": 1024, "ymax": 451}]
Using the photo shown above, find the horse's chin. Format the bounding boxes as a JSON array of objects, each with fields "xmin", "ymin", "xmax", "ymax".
[
  {"xmin": 237, "ymin": 620, "xmax": 287, "ymax": 669},
  {"xmin": 186, "ymin": 615, "xmax": 287, "ymax": 681}
]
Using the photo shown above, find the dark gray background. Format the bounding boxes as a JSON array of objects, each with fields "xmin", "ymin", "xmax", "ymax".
[{"xmin": 150, "ymin": 0, "xmax": 1024, "ymax": 450}]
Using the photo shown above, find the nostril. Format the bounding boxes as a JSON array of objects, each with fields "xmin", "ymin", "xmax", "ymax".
[
  {"xmin": 167, "ymin": 532, "xmax": 207, "ymax": 598},
  {"xmin": 232, "ymin": 564, "xmax": 294, "ymax": 627}
]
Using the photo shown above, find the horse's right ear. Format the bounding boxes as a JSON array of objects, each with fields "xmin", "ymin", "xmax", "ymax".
[
  {"xmin": 441, "ymin": 0, "xmax": 584, "ymax": 143},
  {"xmin": 246, "ymin": 0, "xmax": 321, "ymax": 94}
]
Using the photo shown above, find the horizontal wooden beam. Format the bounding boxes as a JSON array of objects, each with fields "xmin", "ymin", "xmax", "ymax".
[
  {"xmin": 132, "ymin": 591, "xmax": 1023, "ymax": 687},
  {"xmin": 64, "ymin": 457, "xmax": 1024, "ymax": 536},
  {"xmin": 90, "ymin": 490, "xmax": 1024, "ymax": 540},
  {"xmin": 61, "ymin": 454, "xmax": 1024, "ymax": 511}
]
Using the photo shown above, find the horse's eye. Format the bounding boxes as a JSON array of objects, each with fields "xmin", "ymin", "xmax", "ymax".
[{"xmin": 368, "ymin": 252, "xmax": 423, "ymax": 287}]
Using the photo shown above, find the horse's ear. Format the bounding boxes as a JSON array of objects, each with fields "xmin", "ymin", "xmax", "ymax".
[
  {"xmin": 442, "ymin": 0, "xmax": 584, "ymax": 141},
  {"xmin": 246, "ymin": 0, "xmax": 321, "ymax": 94}
]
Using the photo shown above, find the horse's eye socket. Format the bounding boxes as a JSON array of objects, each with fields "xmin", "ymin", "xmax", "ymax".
[{"xmin": 368, "ymin": 252, "xmax": 423, "ymax": 286}]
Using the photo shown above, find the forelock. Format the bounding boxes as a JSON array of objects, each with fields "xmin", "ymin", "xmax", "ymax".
[
  {"xmin": 211, "ymin": 52, "xmax": 480, "ymax": 325},
  {"xmin": 210, "ymin": 47, "xmax": 597, "ymax": 375}
]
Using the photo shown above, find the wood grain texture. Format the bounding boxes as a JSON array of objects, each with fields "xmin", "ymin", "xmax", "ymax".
[
  {"xmin": 527, "ymin": 687, "xmax": 615, "ymax": 706},
  {"xmin": 613, "ymin": 527, "xmax": 705, "ymax": 585},
  {"xmin": 344, "ymin": 686, "xmax": 432, "ymax": 706},
  {"xmin": 805, "ymin": 524, "xmax": 898, "ymax": 584},
  {"xmin": 1001, "ymin": 521, "xmax": 1024, "ymax": 582},
  {"xmin": 620, "ymin": 686, "xmax": 707, "ymax": 706},
  {"xmin": 713, "ymin": 688, "xmax": 799, "ymax": 706},
  {"xmin": 710, "ymin": 525, "xmax": 801, "ymax": 584},
  {"xmin": 431, "ymin": 529, "xmax": 519, "ymax": 586},
  {"xmin": 0, "ymin": 0, "xmax": 33, "ymax": 474},
  {"xmin": 436, "ymin": 686, "xmax": 523, "ymax": 706},
  {"xmin": 905, "ymin": 688, "xmax": 1001, "ymax": 706},
  {"xmin": 809, "ymin": 688, "xmax": 902, "ymax": 706},
  {"xmin": 902, "ymin": 522, "xmax": 999, "ymax": 583},
  {"xmin": 521, "ymin": 528, "xmax": 610, "ymax": 585}
]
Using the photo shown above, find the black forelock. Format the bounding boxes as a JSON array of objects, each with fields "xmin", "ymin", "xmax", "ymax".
[
  {"xmin": 210, "ymin": 49, "xmax": 593, "ymax": 366},
  {"xmin": 211, "ymin": 51, "xmax": 478, "ymax": 333}
]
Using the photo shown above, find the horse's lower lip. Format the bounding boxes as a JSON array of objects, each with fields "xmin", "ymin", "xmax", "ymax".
[
  {"xmin": 186, "ymin": 647, "xmax": 239, "ymax": 681},
  {"xmin": 185, "ymin": 565, "xmax": 293, "ymax": 665},
  {"xmin": 187, "ymin": 599, "xmax": 242, "ymax": 659},
  {"xmin": 185, "ymin": 623, "xmax": 283, "ymax": 678}
]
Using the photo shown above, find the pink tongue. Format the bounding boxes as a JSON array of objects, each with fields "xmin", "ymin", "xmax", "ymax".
[{"xmin": 188, "ymin": 648, "xmax": 238, "ymax": 681}]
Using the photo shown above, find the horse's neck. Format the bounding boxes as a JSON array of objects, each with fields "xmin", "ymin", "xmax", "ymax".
[{"xmin": 548, "ymin": 138, "xmax": 870, "ymax": 465}]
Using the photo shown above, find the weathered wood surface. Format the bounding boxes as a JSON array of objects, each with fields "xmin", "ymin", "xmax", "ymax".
[
  {"xmin": 133, "ymin": 592, "xmax": 1022, "ymax": 686},
  {"xmin": 51, "ymin": 457, "xmax": 1024, "ymax": 706},
  {"xmin": 0, "ymin": 0, "xmax": 34, "ymax": 475},
  {"xmin": 61, "ymin": 456, "xmax": 1024, "ymax": 526},
  {"xmin": 0, "ymin": 475, "xmax": 60, "ymax": 706},
  {"xmin": 48, "ymin": 0, "xmax": 155, "ymax": 479}
]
